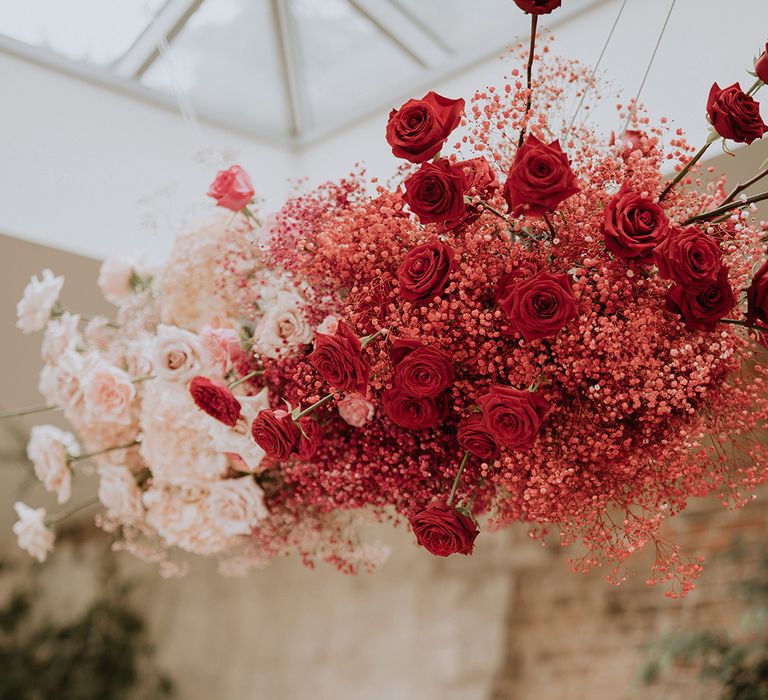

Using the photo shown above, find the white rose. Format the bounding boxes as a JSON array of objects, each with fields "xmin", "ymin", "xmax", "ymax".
[
  {"xmin": 207, "ymin": 388, "xmax": 270, "ymax": 472},
  {"xmin": 38, "ymin": 348, "xmax": 84, "ymax": 409},
  {"xmin": 80, "ymin": 358, "xmax": 136, "ymax": 425},
  {"xmin": 26, "ymin": 425, "xmax": 79, "ymax": 504},
  {"xmin": 13, "ymin": 502, "xmax": 55, "ymax": 562},
  {"xmin": 148, "ymin": 324, "xmax": 206, "ymax": 383},
  {"xmin": 252, "ymin": 291, "xmax": 313, "ymax": 359},
  {"xmin": 41, "ymin": 312, "xmax": 80, "ymax": 364},
  {"xmin": 316, "ymin": 315, "xmax": 339, "ymax": 335},
  {"xmin": 97, "ymin": 465, "xmax": 144, "ymax": 521},
  {"xmin": 97, "ymin": 257, "xmax": 134, "ymax": 304},
  {"xmin": 16, "ymin": 269, "xmax": 64, "ymax": 334},
  {"xmin": 206, "ymin": 477, "xmax": 268, "ymax": 537}
]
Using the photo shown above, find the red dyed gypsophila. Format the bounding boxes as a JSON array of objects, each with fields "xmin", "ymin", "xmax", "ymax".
[
  {"xmin": 390, "ymin": 338, "xmax": 454, "ymax": 398},
  {"xmin": 409, "ymin": 502, "xmax": 479, "ymax": 556},
  {"xmin": 207, "ymin": 165, "xmax": 254, "ymax": 211},
  {"xmin": 308, "ymin": 320, "xmax": 370, "ymax": 394},
  {"xmin": 386, "ymin": 91, "xmax": 464, "ymax": 163},
  {"xmin": 251, "ymin": 408, "xmax": 301, "ymax": 462},
  {"xmin": 397, "ymin": 240, "xmax": 456, "ymax": 303},
  {"xmin": 402, "ymin": 159, "xmax": 468, "ymax": 225},
  {"xmin": 476, "ymin": 386, "xmax": 549, "ymax": 450},
  {"xmin": 707, "ymin": 82, "xmax": 768, "ymax": 144},
  {"xmin": 189, "ymin": 376, "xmax": 241, "ymax": 427},
  {"xmin": 601, "ymin": 186, "xmax": 670, "ymax": 261}
]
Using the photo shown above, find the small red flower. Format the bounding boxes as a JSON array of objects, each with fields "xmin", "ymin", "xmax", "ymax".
[
  {"xmin": 251, "ymin": 409, "xmax": 301, "ymax": 462},
  {"xmin": 207, "ymin": 165, "xmax": 255, "ymax": 211},
  {"xmin": 189, "ymin": 376, "xmax": 241, "ymax": 427},
  {"xmin": 409, "ymin": 502, "xmax": 479, "ymax": 557}
]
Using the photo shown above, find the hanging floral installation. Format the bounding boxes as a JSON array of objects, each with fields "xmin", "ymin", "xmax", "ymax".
[{"xmin": 7, "ymin": 1, "xmax": 768, "ymax": 596}]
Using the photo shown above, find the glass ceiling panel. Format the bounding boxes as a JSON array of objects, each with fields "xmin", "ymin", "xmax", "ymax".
[
  {"xmin": 141, "ymin": 0, "xmax": 291, "ymax": 136},
  {"xmin": 289, "ymin": 0, "xmax": 421, "ymax": 128},
  {"xmin": 0, "ymin": 0, "xmax": 166, "ymax": 65}
]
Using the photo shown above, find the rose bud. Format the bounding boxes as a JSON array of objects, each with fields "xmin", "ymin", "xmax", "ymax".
[
  {"xmin": 390, "ymin": 338, "xmax": 454, "ymax": 398},
  {"xmin": 512, "ymin": 0, "xmax": 562, "ymax": 14},
  {"xmin": 746, "ymin": 259, "xmax": 768, "ymax": 326},
  {"xmin": 601, "ymin": 186, "xmax": 670, "ymax": 261},
  {"xmin": 296, "ymin": 417, "xmax": 321, "ymax": 461},
  {"xmin": 409, "ymin": 502, "xmax": 479, "ymax": 557},
  {"xmin": 402, "ymin": 159, "xmax": 468, "ymax": 226},
  {"xmin": 386, "ymin": 91, "xmax": 464, "ymax": 163},
  {"xmin": 653, "ymin": 226, "xmax": 723, "ymax": 291},
  {"xmin": 476, "ymin": 385, "xmax": 550, "ymax": 450},
  {"xmin": 457, "ymin": 414, "xmax": 499, "ymax": 461},
  {"xmin": 337, "ymin": 393, "xmax": 375, "ymax": 427},
  {"xmin": 755, "ymin": 43, "xmax": 768, "ymax": 85},
  {"xmin": 251, "ymin": 408, "xmax": 301, "ymax": 462},
  {"xmin": 665, "ymin": 267, "xmax": 736, "ymax": 332},
  {"xmin": 207, "ymin": 165, "xmax": 255, "ymax": 211},
  {"xmin": 308, "ymin": 320, "xmax": 370, "ymax": 394},
  {"xmin": 503, "ymin": 135, "xmax": 579, "ymax": 217},
  {"xmin": 498, "ymin": 270, "xmax": 578, "ymax": 341},
  {"xmin": 397, "ymin": 240, "xmax": 456, "ymax": 304},
  {"xmin": 189, "ymin": 376, "xmax": 241, "ymax": 427},
  {"xmin": 707, "ymin": 82, "xmax": 768, "ymax": 144},
  {"xmin": 381, "ymin": 387, "xmax": 446, "ymax": 430}
]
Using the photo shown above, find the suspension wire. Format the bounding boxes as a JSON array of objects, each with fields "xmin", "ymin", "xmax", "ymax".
[
  {"xmin": 622, "ymin": 0, "xmax": 677, "ymax": 133},
  {"xmin": 566, "ymin": 0, "xmax": 629, "ymax": 137}
]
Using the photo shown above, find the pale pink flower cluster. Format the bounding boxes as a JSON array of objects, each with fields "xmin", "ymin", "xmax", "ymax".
[
  {"xmin": 16, "ymin": 269, "xmax": 64, "ymax": 334},
  {"xmin": 26, "ymin": 425, "xmax": 79, "ymax": 504},
  {"xmin": 13, "ymin": 502, "xmax": 55, "ymax": 562}
]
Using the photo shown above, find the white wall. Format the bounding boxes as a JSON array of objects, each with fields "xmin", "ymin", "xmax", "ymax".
[{"xmin": 0, "ymin": 0, "xmax": 767, "ymax": 260}]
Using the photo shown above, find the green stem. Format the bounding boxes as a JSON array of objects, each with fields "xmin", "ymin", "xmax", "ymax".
[
  {"xmin": 69, "ymin": 441, "xmax": 140, "ymax": 464},
  {"xmin": 48, "ymin": 497, "xmax": 100, "ymax": 525},
  {"xmin": 131, "ymin": 374, "xmax": 155, "ymax": 384},
  {"xmin": 747, "ymin": 78, "xmax": 763, "ymax": 97},
  {"xmin": 518, "ymin": 14, "xmax": 539, "ymax": 148},
  {"xmin": 659, "ymin": 133, "xmax": 719, "ymax": 202},
  {"xmin": 447, "ymin": 450, "xmax": 472, "ymax": 507},
  {"xmin": 295, "ymin": 392, "xmax": 337, "ymax": 421},
  {"xmin": 684, "ymin": 190, "xmax": 768, "ymax": 225},
  {"xmin": 229, "ymin": 369, "xmax": 264, "ymax": 389},
  {"xmin": 0, "ymin": 404, "xmax": 61, "ymax": 420},
  {"xmin": 360, "ymin": 327, "xmax": 388, "ymax": 349}
]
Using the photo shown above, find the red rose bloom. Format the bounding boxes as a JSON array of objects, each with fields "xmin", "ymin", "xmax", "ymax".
[
  {"xmin": 457, "ymin": 414, "xmax": 499, "ymax": 461},
  {"xmin": 476, "ymin": 386, "xmax": 549, "ymax": 450},
  {"xmin": 402, "ymin": 159, "xmax": 468, "ymax": 225},
  {"xmin": 665, "ymin": 267, "xmax": 736, "ymax": 332},
  {"xmin": 498, "ymin": 270, "xmax": 578, "ymax": 341},
  {"xmin": 707, "ymin": 82, "xmax": 768, "ymax": 144},
  {"xmin": 207, "ymin": 165, "xmax": 255, "ymax": 211},
  {"xmin": 512, "ymin": 0, "xmax": 561, "ymax": 14},
  {"xmin": 409, "ymin": 502, "xmax": 478, "ymax": 557},
  {"xmin": 308, "ymin": 320, "xmax": 370, "ymax": 394},
  {"xmin": 250, "ymin": 408, "xmax": 301, "ymax": 462},
  {"xmin": 756, "ymin": 44, "xmax": 768, "ymax": 84},
  {"xmin": 386, "ymin": 91, "xmax": 465, "ymax": 163},
  {"xmin": 390, "ymin": 338, "xmax": 454, "ymax": 398},
  {"xmin": 397, "ymin": 240, "xmax": 456, "ymax": 303},
  {"xmin": 746, "ymin": 259, "xmax": 768, "ymax": 326},
  {"xmin": 297, "ymin": 417, "xmax": 321, "ymax": 461},
  {"xmin": 189, "ymin": 376, "xmax": 241, "ymax": 427},
  {"xmin": 653, "ymin": 226, "xmax": 723, "ymax": 290},
  {"xmin": 503, "ymin": 135, "xmax": 579, "ymax": 217},
  {"xmin": 381, "ymin": 387, "xmax": 446, "ymax": 430},
  {"xmin": 601, "ymin": 186, "xmax": 670, "ymax": 261}
]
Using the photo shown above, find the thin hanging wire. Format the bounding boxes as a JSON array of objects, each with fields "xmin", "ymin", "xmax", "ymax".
[
  {"xmin": 622, "ymin": 0, "xmax": 677, "ymax": 133},
  {"xmin": 566, "ymin": 0, "xmax": 629, "ymax": 137}
]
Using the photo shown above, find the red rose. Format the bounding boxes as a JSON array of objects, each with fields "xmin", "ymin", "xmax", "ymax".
[
  {"xmin": 189, "ymin": 376, "xmax": 241, "ymax": 427},
  {"xmin": 460, "ymin": 157, "xmax": 500, "ymax": 198},
  {"xmin": 297, "ymin": 417, "xmax": 321, "ymax": 461},
  {"xmin": 308, "ymin": 320, "xmax": 370, "ymax": 394},
  {"xmin": 756, "ymin": 44, "xmax": 768, "ymax": 84},
  {"xmin": 381, "ymin": 387, "xmax": 446, "ymax": 430},
  {"xmin": 665, "ymin": 267, "xmax": 736, "ymax": 332},
  {"xmin": 386, "ymin": 91, "xmax": 465, "ymax": 163},
  {"xmin": 390, "ymin": 338, "xmax": 454, "ymax": 398},
  {"xmin": 397, "ymin": 240, "xmax": 456, "ymax": 303},
  {"xmin": 512, "ymin": 0, "xmax": 561, "ymax": 14},
  {"xmin": 402, "ymin": 159, "xmax": 468, "ymax": 225},
  {"xmin": 503, "ymin": 135, "xmax": 579, "ymax": 217},
  {"xmin": 409, "ymin": 502, "xmax": 478, "ymax": 557},
  {"xmin": 601, "ymin": 186, "xmax": 669, "ymax": 261},
  {"xmin": 498, "ymin": 270, "xmax": 578, "ymax": 341},
  {"xmin": 457, "ymin": 414, "xmax": 499, "ymax": 461},
  {"xmin": 653, "ymin": 226, "xmax": 723, "ymax": 290},
  {"xmin": 207, "ymin": 165, "xmax": 254, "ymax": 211},
  {"xmin": 476, "ymin": 386, "xmax": 549, "ymax": 450},
  {"xmin": 746, "ymin": 259, "xmax": 768, "ymax": 326},
  {"xmin": 250, "ymin": 408, "xmax": 301, "ymax": 461},
  {"xmin": 707, "ymin": 82, "xmax": 768, "ymax": 144}
]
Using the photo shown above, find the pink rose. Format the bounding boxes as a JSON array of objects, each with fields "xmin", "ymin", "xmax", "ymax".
[
  {"xmin": 200, "ymin": 326, "xmax": 243, "ymax": 376},
  {"xmin": 337, "ymin": 393, "xmax": 375, "ymax": 427},
  {"xmin": 207, "ymin": 165, "xmax": 255, "ymax": 211},
  {"xmin": 97, "ymin": 257, "xmax": 134, "ymax": 304},
  {"xmin": 81, "ymin": 362, "xmax": 137, "ymax": 426}
]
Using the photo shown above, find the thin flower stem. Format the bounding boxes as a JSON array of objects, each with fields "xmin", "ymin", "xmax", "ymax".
[
  {"xmin": 747, "ymin": 78, "xmax": 763, "ymax": 97},
  {"xmin": 229, "ymin": 369, "xmax": 264, "ymax": 389},
  {"xmin": 472, "ymin": 199, "xmax": 542, "ymax": 242},
  {"xmin": 69, "ymin": 441, "xmax": 140, "ymax": 464},
  {"xmin": 659, "ymin": 134, "xmax": 719, "ymax": 202},
  {"xmin": 360, "ymin": 328, "xmax": 388, "ymax": 349},
  {"xmin": 0, "ymin": 404, "xmax": 61, "ymax": 420},
  {"xmin": 447, "ymin": 450, "xmax": 472, "ymax": 507},
  {"xmin": 79, "ymin": 313, "xmax": 119, "ymax": 329},
  {"xmin": 721, "ymin": 164, "xmax": 768, "ymax": 205},
  {"xmin": 720, "ymin": 318, "xmax": 768, "ymax": 333},
  {"xmin": 684, "ymin": 190, "xmax": 768, "ymax": 225},
  {"xmin": 295, "ymin": 392, "xmax": 338, "ymax": 421},
  {"xmin": 48, "ymin": 497, "xmax": 100, "ymax": 525},
  {"xmin": 131, "ymin": 374, "xmax": 156, "ymax": 384},
  {"xmin": 518, "ymin": 14, "xmax": 539, "ymax": 149},
  {"xmin": 543, "ymin": 213, "xmax": 557, "ymax": 239}
]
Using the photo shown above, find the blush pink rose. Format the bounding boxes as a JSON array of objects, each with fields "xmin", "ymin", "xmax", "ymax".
[
  {"xmin": 97, "ymin": 257, "xmax": 134, "ymax": 304},
  {"xmin": 207, "ymin": 165, "xmax": 255, "ymax": 211},
  {"xmin": 337, "ymin": 393, "xmax": 375, "ymax": 427}
]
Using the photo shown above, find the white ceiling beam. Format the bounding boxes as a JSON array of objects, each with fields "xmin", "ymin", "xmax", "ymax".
[
  {"xmin": 111, "ymin": 0, "xmax": 205, "ymax": 78},
  {"xmin": 271, "ymin": 0, "xmax": 310, "ymax": 138}
]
